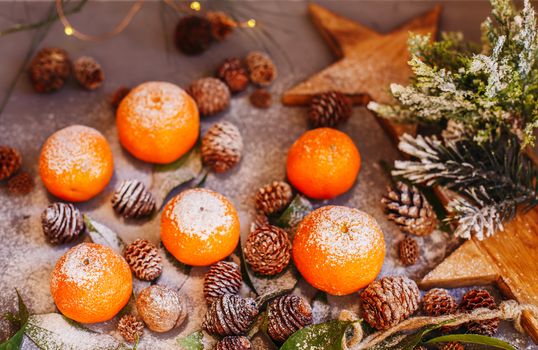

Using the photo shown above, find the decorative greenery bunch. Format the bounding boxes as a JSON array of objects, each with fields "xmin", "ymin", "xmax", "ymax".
[
  {"xmin": 370, "ymin": 0, "xmax": 538, "ymax": 145},
  {"xmin": 369, "ymin": 0, "xmax": 538, "ymax": 240}
]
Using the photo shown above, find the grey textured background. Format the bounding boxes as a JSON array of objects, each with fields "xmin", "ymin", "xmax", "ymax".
[{"xmin": 0, "ymin": 1, "xmax": 535, "ymax": 349}]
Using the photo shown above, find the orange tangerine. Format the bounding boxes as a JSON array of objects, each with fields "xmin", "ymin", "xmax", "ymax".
[
  {"xmin": 161, "ymin": 188, "xmax": 240, "ymax": 266},
  {"xmin": 39, "ymin": 125, "xmax": 113, "ymax": 202},
  {"xmin": 293, "ymin": 206, "xmax": 385, "ymax": 295},
  {"xmin": 286, "ymin": 127, "xmax": 361, "ymax": 200},
  {"xmin": 50, "ymin": 243, "xmax": 133, "ymax": 323},
  {"xmin": 116, "ymin": 81, "xmax": 199, "ymax": 164}
]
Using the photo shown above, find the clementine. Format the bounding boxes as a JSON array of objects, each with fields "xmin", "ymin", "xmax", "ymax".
[
  {"xmin": 39, "ymin": 125, "xmax": 113, "ymax": 202},
  {"xmin": 293, "ymin": 205, "xmax": 385, "ymax": 295},
  {"xmin": 116, "ymin": 81, "xmax": 199, "ymax": 164},
  {"xmin": 50, "ymin": 243, "xmax": 132, "ymax": 323},
  {"xmin": 286, "ymin": 128, "xmax": 361, "ymax": 199},
  {"xmin": 161, "ymin": 188, "xmax": 240, "ymax": 266}
]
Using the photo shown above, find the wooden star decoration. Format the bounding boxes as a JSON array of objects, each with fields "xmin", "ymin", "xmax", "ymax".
[{"xmin": 283, "ymin": 4, "xmax": 538, "ymax": 344}]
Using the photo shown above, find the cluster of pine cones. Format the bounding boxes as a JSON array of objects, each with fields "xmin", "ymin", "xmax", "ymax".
[
  {"xmin": 0, "ymin": 145, "xmax": 34, "ymax": 195},
  {"xmin": 28, "ymin": 48, "xmax": 104, "ymax": 92}
]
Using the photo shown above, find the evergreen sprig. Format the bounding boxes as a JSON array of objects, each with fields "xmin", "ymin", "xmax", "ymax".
[
  {"xmin": 393, "ymin": 133, "xmax": 538, "ymax": 240},
  {"xmin": 369, "ymin": 0, "xmax": 538, "ymax": 146}
]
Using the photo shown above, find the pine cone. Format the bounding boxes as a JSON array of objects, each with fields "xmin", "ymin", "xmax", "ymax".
[
  {"xmin": 244, "ymin": 224, "xmax": 291, "ymax": 276},
  {"xmin": 0, "ymin": 145, "xmax": 22, "ymax": 181},
  {"xmin": 360, "ymin": 276, "xmax": 420, "ymax": 330},
  {"xmin": 110, "ymin": 86, "xmax": 131, "ymax": 110},
  {"xmin": 399, "ymin": 236, "xmax": 419, "ymax": 266},
  {"xmin": 215, "ymin": 336, "xmax": 252, "ymax": 350},
  {"xmin": 442, "ymin": 342, "xmax": 464, "ymax": 350},
  {"xmin": 174, "ymin": 16, "xmax": 213, "ymax": 55},
  {"xmin": 28, "ymin": 48, "xmax": 71, "ymax": 92},
  {"xmin": 123, "ymin": 239, "xmax": 162, "ymax": 281},
  {"xmin": 255, "ymin": 181, "xmax": 293, "ymax": 216},
  {"xmin": 216, "ymin": 58, "xmax": 249, "ymax": 94},
  {"xmin": 423, "ymin": 288, "xmax": 457, "ymax": 317},
  {"xmin": 245, "ymin": 51, "xmax": 277, "ymax": 86},
  {"xmin": 202, "ymin": 294, "xmax": 259, "ymax": 336},
  {"xmin": 308, "ymin": 91, "xmax": 352, "ymax": 128},
  {"xmin": 250, "ymin": 89, "xmax": 272, "ymax": 109},
  {"xmin": 112, "ymin": 180, "xmax": 156, "ymax": 219},
  {"xmin": 207, "ymin": 11, "xmax": 235, "ymax": 41},
  {"xmin": 203, "ymin": 261, "xmax": 243, "ymax": 305},
  {"xmin": 188, "ymin": 77, "xmax": 230, "ymax": 116},
  {"xmin": 7, "ymin": 171, "xmax": 34, "ymax": 195},
  {"xmin": 41, "ymin": 203, "xmax": 85, "ymax": 245},
  {"xmin": 117, "ymin": 314, "xmax": 144, "ymax": 343},
  {"xmin": 251, "ymin": 214, "xmax": 269, "ymax": 232},
  {"xmin": 382, "ymin": 182, "xmax": 437, "ymax": 236},
  {"xmin": 459, "ymin": 289, "xmax": 499, "ymax": 336},
  {"xmin": 267, "ymin": 294, "xmax": 313, "ymax": 343},
  {"xmin": 74, "ymin": 56, "xmax": 104, "ymax": 90},
  {"xmin": 201, "ymin": 121, "xmax": 243, "ymax": 173}
]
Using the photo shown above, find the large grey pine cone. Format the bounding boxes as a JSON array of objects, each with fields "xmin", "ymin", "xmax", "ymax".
[
  {"xmin": 112, "ymin": 180, "xmax": 156, "ymax": 219},
  {"xmin": 202, "ymin": 294, "xmax": 259, "ymax": 336},
  {"xmin": 360, "ymin": 276, "xmax": 420, "ymax": 330},
  {"xmin": 41, "ymin": 202, "xmax": 85, "ymax": 245},
  {"xmin": 203, "ymin": 261, "xmax": 243, "ymax": 305},
  {"xmin": 267, "ymin": 294, "xmax": 313, "ymax": 343}
]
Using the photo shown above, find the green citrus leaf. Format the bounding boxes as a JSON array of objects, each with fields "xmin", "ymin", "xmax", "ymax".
[
  {"xmin": 0, "ymin": 290, "xmax": 30, "ymax": 350},
  {"xmin": 425, "ymin": 334, "xmax": 517, "ymax": 350},
  {"xmin": 0, "ymin": 326, "xmax": 25, "ymax": 350},
  {"xmin": 177, "ymin": 330, "xmax": 203, "ymax": 350},
  {"xmin": 275, "ymin": 195, "xmax": 313, "ymax": 230},
  {"xmin": 280, "ymin": 320, "xmax": 358, "ymax": 350},
  {"xmin": 84, "ymin": 216, "xmax": 125, "ymax": 254}
]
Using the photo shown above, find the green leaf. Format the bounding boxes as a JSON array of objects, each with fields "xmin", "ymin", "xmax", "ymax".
[
  {"xmin": 0, "ymin": 290, "xmax": 30, "ymax": 350},
  {"xmin": 84, "ymin": 216, "xmax": 125, "ymax": 254},
  {"xmin": 177, "ymin": 330, "xmax": 203, "ymax": 350},
  {"xmin": 152, "ymin": 144, "xmax": 203, "ymax": 208},
  {"xmin": 280, "ymin": 320, "xmax": 358, "ymax": 350},
  {"xmin": 274, "ymin": 195, "xmax": 313, "ymax": 230},
  {"xmin": 425, "ymin": 334, "xmax": 516, "ymax": 350},
  {"xmin": 15, "ymin": 291, "xmax": 28, "ymax": 326},
  {"xmin": 0, "ymin": 326, "xmax": 25, "ymax": 350}
]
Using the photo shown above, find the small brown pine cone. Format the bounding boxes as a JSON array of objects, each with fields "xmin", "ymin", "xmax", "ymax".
[
  {"xmin": 250, "ymin": 89, "xmax": 272, "ymax": 109},
  {"xmin": 117, "ymin": 314, "xmax": 144, "ymax": 343},
  {"xmin": 112, "ymin": 180, "xmax": 156, "ymax": 219},
  {"xmin": 423, "ymin": 288, "xmax": 457, "ymax": 317},
  {"xmin": 202, "ymin": 294, "xmax": 259, "ymax": 336},
  {"xmin": 442, "ymin": 342, "xmax": 465, "ymax": 350},
  {"xmin": 174, "ymin": 16, "xmax": 213, "ymax": 55},
  {"xmin": 28, "ymin": 48, "xmax": 71, "ymax": 93},
  {"xmin": 308, "ymin": 91, "xmax": 352, "ymax": 128},
  {"xmin": 216, "ymin": 58, "xmax": 249, "ymax": 94},
  {"xmin": 110, "ymin": 86, "xmax": 131, "ymax": 110},
  {"xmin": 203, "ymin": 261, "xmax": 243, "ymax": 305},
  {"xmin": 267, "ymin": 294, "xmax": 313, "ymax": 343},
  {"xmin": 0, "ymin": 146, "xmax": 22, "ymax": 181},
  {"xmin": 250, "ymin": 214, "xmax": 269, "ymax": 232},
  {"xmin": 207, "ymin": 11, "xmax": 235, "ymax": 41},
  {"xmin": 244, "ymin": 224, "xmax": 291, "ymax": 276},
  {"xmin": 215, "ymin": 336, "xmax": 252, "ymax": 350},
  {"xmin": 202, "ymin": 122, "xmax": 243, "ymax": 173},
  {"xmin": 255, "ymin": 181, "xmax": 293, "ymax": 216},
  {"xmin": 360, "ymin": 276, "xmax": 420, "ymax": 330},
  {"xmin": 399, "ymin": 236, "xmax": 419, "ymax": 266},
  {"xmin": 74, "ymin": 56, "xmax": 104, "ymax": 90},
  {"xmin": 459, "ymin": 289, "xmax": 499, "ymax": 336},
  {"xmin": 124, "ymin": 239, "xmax": 162, "ymax": 281},
  {"xmin": 382, "ymin": 182, "xmax": 437, "ymax": 236},
  {"xmin": 41, "ymin": 203, "xmax": 85, "ymax": 245},
  {"xmin": 7, "ymin": 171, "xmax": 34, "ymax": 195},
  {"xmin": 245, "ymin": 51, "xmax": 277, "ymax": 86},
  {"xmin": 188, "ymin": 77, "xmax": 230, "ymax": 116}
]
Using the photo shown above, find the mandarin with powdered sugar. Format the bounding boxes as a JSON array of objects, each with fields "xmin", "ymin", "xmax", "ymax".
[
  {"xmin": 292, "ymin": 206, "xmax": 385, "ymax": 295},
  {"xmin": 161, "ymin": 188, "xmax": 240, "ymax": 266}
]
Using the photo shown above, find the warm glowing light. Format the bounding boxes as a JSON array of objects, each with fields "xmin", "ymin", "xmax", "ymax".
[
  {"xmin": 246, "ymin": 19, "xmax": 256, "ymax": 28},
  {"xmin": 190, "ymin": 1, "xmax": 201, "ymax": 11},
  {"xmin": 64, "ymin": 26, "xmax": 74, "ymax": 36}
]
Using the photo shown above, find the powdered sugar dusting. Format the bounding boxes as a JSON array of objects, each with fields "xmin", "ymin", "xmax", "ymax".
[
  {"xmin": 298, "ymin": 206, "xmax": 383, "ymax": 268},
  {"xmin": 122, "ymin": 81, "xmax": 189, "ymax": 131},
  {"xmin": 167, "ymin": 189, "xmax": 234, "ymax": 240},
  {"xmin": 42, "ymin": 125, "xmax": 109, "ymax": 178}
]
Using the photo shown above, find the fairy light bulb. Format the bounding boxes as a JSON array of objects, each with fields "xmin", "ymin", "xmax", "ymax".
[
  {"xmin": 190, "ymin": 1, "xmax": 201, "ymax": 11},
  {"xmin": 64, "ymin": 26, "xmax": 74, "ymax": 36},
  {"xmin": 246, "ymin": 19, "xmax": 256, "ymax": 28}
]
